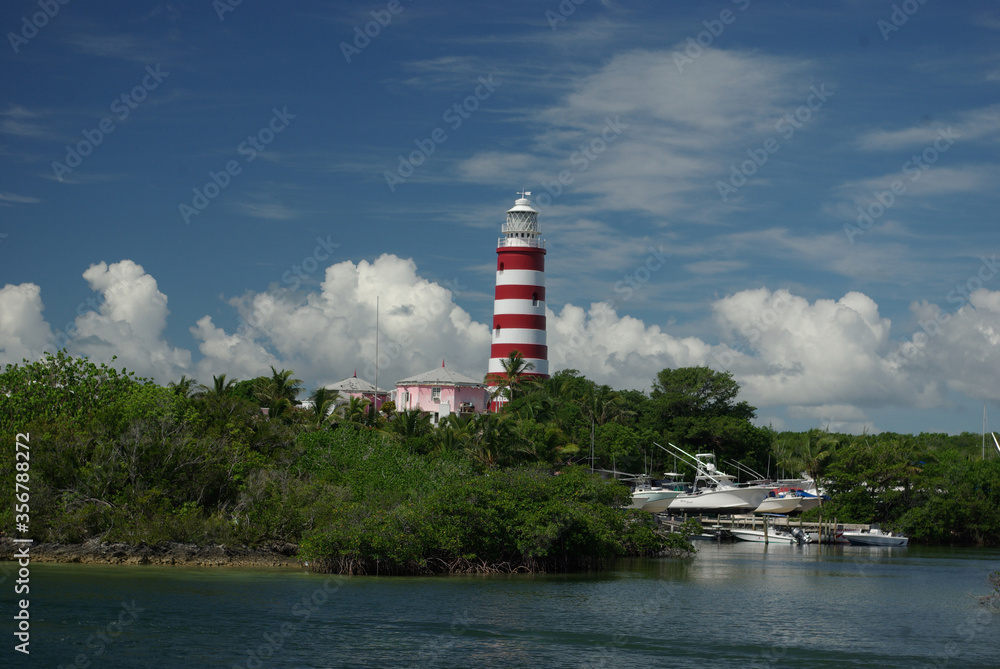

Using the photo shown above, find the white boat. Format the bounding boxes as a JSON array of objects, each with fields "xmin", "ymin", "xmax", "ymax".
[
  {"xmin": 658, "ymin": 446, "xmax": 771, "ymax": 513},
  {"xmin": 730, "ymin": 526, "xmax": 811, "ymax": 545},
  {"xmin": 625, "ymin": 475, "xmax": 685, "ymax": 512},
  {"xmin": 841, "ymin": 528, "xmax": 909, "ymax": 547},
  {"xmin": 754, "ymin": 493, "xmax": 802, "ymax": 514},
  {"xmin": 754, "ymin": 487, "xmax": 822, "ymax": 514}
]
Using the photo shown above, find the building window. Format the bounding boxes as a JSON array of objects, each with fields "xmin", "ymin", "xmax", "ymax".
[
  {"xmin": 403, "ymin": 391, "xmax": 410, "ymax": 405},
  {"xmin": 432, "ymin": 387, "xmax": 441, "ymax": 402}
]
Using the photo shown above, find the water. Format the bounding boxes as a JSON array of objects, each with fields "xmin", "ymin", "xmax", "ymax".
[{"xmin": 3, "ymin": 543, "xmax": 998, "ymax": 668}]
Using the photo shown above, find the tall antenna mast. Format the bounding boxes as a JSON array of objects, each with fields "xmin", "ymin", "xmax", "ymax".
[{"xmin": 374, "ymin": 295, "xmax": 379, "ymax": 417}]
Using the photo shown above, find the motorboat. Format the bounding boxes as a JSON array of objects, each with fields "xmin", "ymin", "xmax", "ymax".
[
  {"xmin": 753, "ymin": 486, "xmax": 825, "ymax": 514},
  {"xmin": 625, "ymin": 475, "xmax": 685, "ymax": 512},
  {"xmin": 657, "ymin": 445, "xmax": 771, "ymax": 513},
  {"xmin": 841, "ymin": 527, "xmax": 909, "ymax": 547},
  {"xmin": 754, "ymin": 490, "xmax": 804, "ymax": 514},
  {"xmin": 730, "ymin": 525, "xmax": 811, "ymax": 545}
]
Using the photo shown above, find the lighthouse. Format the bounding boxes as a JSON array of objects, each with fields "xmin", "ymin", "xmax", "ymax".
[{"xmin": 487, "ymin": 192, "xmax": 548, "ymax": 404}]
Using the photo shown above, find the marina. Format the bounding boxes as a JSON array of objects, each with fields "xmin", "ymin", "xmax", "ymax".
[{"xmin": 658, "ymin": 513, "xmax": 903, "ymax": 546}]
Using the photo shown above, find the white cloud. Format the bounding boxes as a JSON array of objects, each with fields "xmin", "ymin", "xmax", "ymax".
[
  {"xmin": 70, "ymin": 260, "xmax": 191, "ymax": 381},
  {"xmin": 856, "ymin": 104, "xmax": 1000, "ymax": 151},
  {"xmin": 548, "ymin": 301, "xmax": 714, "ymax": 391},
  {"xmin": 892, "ymin": 289, "xmax": 1000, "ymax": 403},
  {"xmin": 12, "ymin": 256, "xmax": 1000, "ymax": 434},
  {"xmin": 194, "ymin": 254, "xmax": 493, "ymax": 389},
  {"xmin": 0, "ymin": 283, "xmax": 55, "ymax": 364},
  {"xmin": 454, "ymin": 47, "xmax": 818, "ymax": 217},
  {"xmin": 710, "ymin": 288, "xmax": 912, "ymax": 410}
]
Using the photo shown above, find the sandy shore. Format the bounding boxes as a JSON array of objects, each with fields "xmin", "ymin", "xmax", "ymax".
[{"xmin": 0, "ymin": 537, "xmax": 302, "ymax": 567}]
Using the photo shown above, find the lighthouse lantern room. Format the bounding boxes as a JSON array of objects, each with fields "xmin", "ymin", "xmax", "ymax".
[{"xmin": 488, "ymin": 192, "xmax": 549, "ymax": 399}]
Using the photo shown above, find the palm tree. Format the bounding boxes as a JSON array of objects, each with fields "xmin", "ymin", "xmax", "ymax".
[
  {"xmin": 342, "ymin": 396, "xmax": 371, "ymax": 425},
  {"xmin": 169, "ymin": 375, "xmax": 197, "ymax": 397},
  {"xmin": 255, "ymin": 366, "xmax": 303, "ymax": 416},
  {"xmin": 436, "ymin": 414, "xmax": 473, "ymax": 453},
  {"xmin": 307, "ymin": 387, "xmax": 340, "ymax": 429},
  {"xmin": 484, "ymin": 350, "xmax": 535, "ymax": 407},
  {"xmin": 388, "ymin": 409, "xmax": 433, "ymax": 440},
  {"xmin": 780, "ymin": 429, "xmax": 839, "ymax": 503},
  {"xmin": 466, "ymin": 412, "xmax": 515, "ymax": 468},
  {"xmin": 196, "ymin": 373, "xmax": 235, "ymax": 398}
]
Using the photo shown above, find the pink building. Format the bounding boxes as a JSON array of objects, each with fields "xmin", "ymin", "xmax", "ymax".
[
  {"xmin": 326, "ymin": 372, "xmax": 389, "ymax": 410},
  {"xmin": 394, "ymin": 362, "xmax": 489, "ymax": 424}
]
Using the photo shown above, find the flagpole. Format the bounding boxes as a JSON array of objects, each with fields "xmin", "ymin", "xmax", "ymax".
[{"xmin": 375, "ymin": 295, "xmax": 379, "ymax": 416}]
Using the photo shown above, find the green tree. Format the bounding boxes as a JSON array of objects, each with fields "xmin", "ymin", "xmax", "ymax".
[
  {"xmin": 485, "ymin": 350, "xmax": 535, "ymax": 406},
  {"xmin": 647, "ymin": 367, "xmax": 767, "ymax": 472},
  {"xmin": 196, "ymin": 373, "xmax": 236, "ymax": 398},
  {"xmin": 168, "ymin": 375, "xmax": 197, "ymax": 398},
  {"xmin": 307, "ymin": 387, "xmax": 341, "ymax": 430},
  {"xmin": 255, "ymin": 366, "xmax": 304, "ymax": 419}
]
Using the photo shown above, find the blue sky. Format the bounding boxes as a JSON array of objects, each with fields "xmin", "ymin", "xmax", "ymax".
[{"xmin": 2, "ymin": 0, "xmax": 1000, "ymax": 435}]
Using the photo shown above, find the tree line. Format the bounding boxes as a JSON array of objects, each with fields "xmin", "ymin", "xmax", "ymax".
[{"xmin": 1, "ymin": 350, "xmax": 997, "ymax": 572}]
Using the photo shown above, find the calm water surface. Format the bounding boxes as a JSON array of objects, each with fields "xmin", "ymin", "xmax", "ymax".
[{"xmin": 3, "ymin": 543, "xmax": 998, "ymax": 668}]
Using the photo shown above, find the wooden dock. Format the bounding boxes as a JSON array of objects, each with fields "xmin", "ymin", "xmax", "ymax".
[{"xmin": 657, "ymin": 512, "xmax": 873, "ymax": 544}]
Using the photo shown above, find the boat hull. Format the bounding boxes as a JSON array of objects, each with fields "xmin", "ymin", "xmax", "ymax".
[
  {"xmin": 843, "ymin": 531, "xmax": 908, "ymax": 547},
  {"xmin": 730, "ymin": 529, "xmax": 803, "ymax": 544},
  {"xmin": 641, "ymin": 491, "xmax": 682, "ymax": 513},
  {"xmin": 668, "ymin": 487, "xmax": 769, "ymax": 513},
  {"xmin": 754, "ymin": 497, "xmax": 801, "ymax": 514}
]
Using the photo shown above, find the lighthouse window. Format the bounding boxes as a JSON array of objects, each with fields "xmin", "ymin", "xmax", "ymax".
[
  {"xmin": 494, "ymin": 323, "xmax": 501, "ymax": 337},
  {"xmin": 499, "ymin": 262, "xmax": 504, "ymax": 272},
  {"xmin": 532, "ymin": 292, "xmax": 539, "ymax": 307}
]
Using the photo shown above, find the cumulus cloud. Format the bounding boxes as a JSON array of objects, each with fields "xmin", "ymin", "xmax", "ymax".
[
  {"xmin": 710, "ymin": 288, "xmax": 907, "ymax": 411},
  {"xmin": 193, "ymin": 254, "xmax": 492, "ymax": 388},
  {"xmin": 70, "ymin": 260, "xmax": 191, "ymax": 381},
  {"xmin": 10, "ymin": 255, "xmax": 1000, "ymax": 434},
  {"xmin": 892, "ymin": 289, "xmax": 1000, "ymax": 402},
  {"xmin": 0, "ymin": 283, "xmax": 55, "ymax": 364},
  {"xmin": 548, "ymin": 301, "xmax": 714, "ymax": 390}
]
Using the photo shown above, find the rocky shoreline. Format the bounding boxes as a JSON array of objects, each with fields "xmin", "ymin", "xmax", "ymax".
[{"xmin": 0, "ymin": 537, "xmax": 302, "ymax": 568}]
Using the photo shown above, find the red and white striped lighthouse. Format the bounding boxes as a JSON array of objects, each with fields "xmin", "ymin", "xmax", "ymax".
[{"xmin": 488, "ymin": 192, "xmax": 548, "ymax": 400}]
